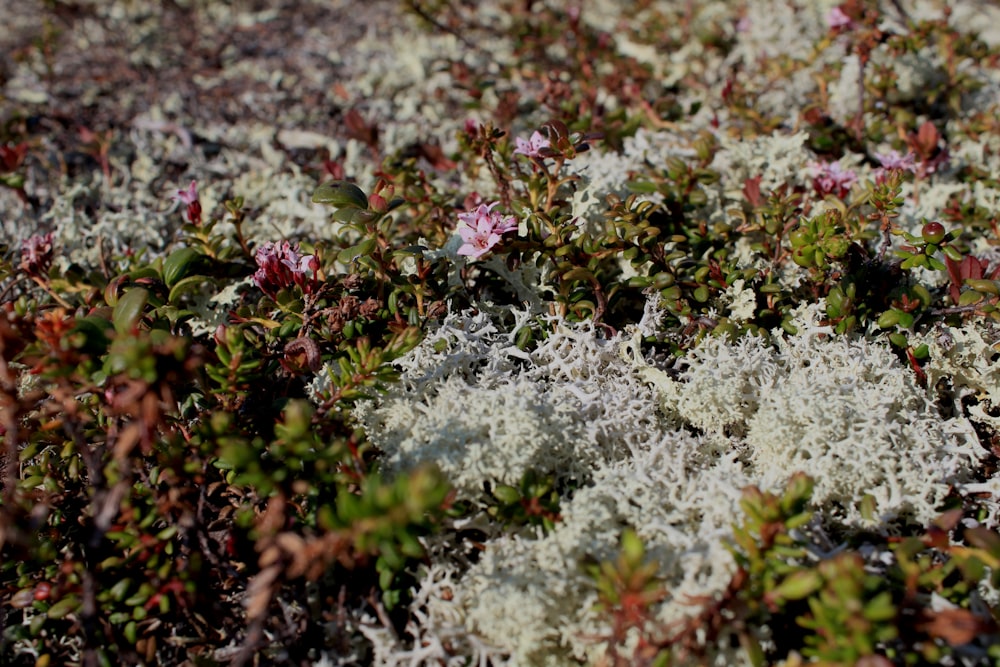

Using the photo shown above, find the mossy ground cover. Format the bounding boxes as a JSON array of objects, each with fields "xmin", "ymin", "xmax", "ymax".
[{"xmin": 3, "ymin": 1, "xmax": 1000, "ymax": 665}]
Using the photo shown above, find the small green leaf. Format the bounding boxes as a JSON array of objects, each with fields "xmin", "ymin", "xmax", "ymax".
[
  {"xmin": 110, "ymin": 578, "xmax": 132, "ymax": 602},
  {"xmin": 167, "ymin": 274, "xmax": 210, "ymax": 304},
  {"xmin": 162, "ymin": 247, "xmax": 201, "ymax": 288},
  {"xmin": 966, "ymin": 279, "xmax": 1000, "ymax": 296},
  {"xmin": 652, "ymin": 272, "xmax": 675, "ymax": 289},
  {"xmin": 626, "ymin": 180, "xmax": 658, "ymax": 194},
  {"xmin": 124, "ymin": 620, "xmax": 138, "ymax": 644},
  {"xmin": 338, "ymin": 238, "xmax": 378, "ymax": 263},
  {"xmin": 0, "ymin": 173, "xmax": 25, "ymax": 189},
  {"xmin": 46, "ymin": 596, "xmax": 80, "ymax": 619},
  {"xmin": 312, "ymin": 181, "xmax": 368, "ymax": 209},
  {"xmin": 943, "ymin": 245, "xmax": 964, "ymax": 262},
  {"xmin": 927, "ymin": 256, "xmax": 947, "ymax": 272},
  {"xmin": 393, "ymin": 244, "xmax": 427, "ymax": 258},
  {"xmin": 958, "ymin": 290, "xmax": 984, "ymax": 306},
  {"xmin": 877, "ymin": 310, "xmax": 900, "ymax": 329},
  {"xmin": 561, "ymin": 267, "xmax": 594, "ymax": 283},
  {"xmin": 620, "ymin": 528, "xmax": 645, "ymax": 565},
  {"xmin": 70, "ymin": 315, "xmax": 113, "ymax": 353},
  {"xmin": 333, "ymin": 207, "xmax": 378, "ymax": 224},
  {"xmin": 965, "ymin": 527, "xmax": 1000, "ymax": 564},
  {"xmin": 492, "ymin": 485, "xmax": 521, "ymax": 505},
  {"xmin": 772, "ymin": 569, "xmax": 822, "ymax": 602},
  {"xmin": 112, "ymin": 287, "xmax": 149, "ymax": 334},
  {"xmin": 911, "ymin": 283, "xmax": 932, "ymax": 306},
  {"xmin": 862, "ymin": 591, "xmax": 896, "ymax": 622}
]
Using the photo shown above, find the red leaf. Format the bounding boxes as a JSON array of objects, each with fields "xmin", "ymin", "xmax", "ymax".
[
  {"xmin": 910, "ymin": 120, "xmax": 940, "ymax": 159},
  {"xmin": 743, "ymin": 176, "xmax": 763, "ymax": 207},
  {"xmin": 917, "ymin": 608, "xmax": 993, "ymax": 646},
  {"xmin": 343, "ymin": 109, "xmax": 379, "ymax": 150}
]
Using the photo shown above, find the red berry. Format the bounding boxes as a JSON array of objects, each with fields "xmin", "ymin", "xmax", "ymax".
[
  {"xmin": 34, "ymin": 582, "xmax": 51, "ymax": 600},
  {"xmin": 922, "ymin": 222, "xmax": 946, "ymax": 244}
]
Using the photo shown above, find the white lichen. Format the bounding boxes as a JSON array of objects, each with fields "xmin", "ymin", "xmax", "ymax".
[{"xmin": 349, "ymin": 309, "xmax": 667, "ymax": 498}]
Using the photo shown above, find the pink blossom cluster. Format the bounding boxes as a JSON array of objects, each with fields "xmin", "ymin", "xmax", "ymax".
[
  {"xmin": 174, "ymin": 180, "xmax": 203, "ymax": 226},
  {"xmin": 875, "ymin": 150, "xmax": 917, "ymax": 172},
  {"xmin": 826, "ymin": 6, "xmax": 857, "ymax": 31},
  {"xmin": 457, "ymin": 202, "xmax": 518, "ymax": 259},
  {"xmin": 513, "ymin": 131, "xmax": 550, "ymax": 158},
  {"xmin": 252, "ymin": 240, "xmax": 318, "ymax": 296},
  {"xmin": 809, "ymin": 161, "xmax": 857, "ymax": 199},
  {"xmin": 873, "ymin": 149, "xmax": 917, "ymax": 182}
]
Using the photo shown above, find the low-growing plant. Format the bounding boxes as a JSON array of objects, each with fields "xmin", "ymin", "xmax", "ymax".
[{"xmin": 586, "ymin": 475, "xmax": 1000, "ymax": 666}]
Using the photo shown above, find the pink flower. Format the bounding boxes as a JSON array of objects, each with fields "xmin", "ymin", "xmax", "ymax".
[
  {"xmin": 809, "ymin": 161, "xmax": 857, "ymax": 199},
  {"xmin": 873, "ymin": 150, "xmax": 917, "ymax": 183},
  {"xmin": 456, "ymin": 202, "xmax": 518, "ymax": 259},
  {"xmin": 513, "ymin": 131, "xmax": 550, "ymax": 159},
  {"xmin": 826, "ymin": 7, "xmax": 856, "ymax": 31},
  {"xmin": 20, "ymin": 232, "xmax": 54, "ymax": 277},
  {"xmin": 875, "ymin": 150, "xmax": 917, "ymax": 172},
  {"xmin": 174, "ymin": 180, "xmax": 202, "ymax": 226},
  {"xmin": 252, "ymin": 240, "xmax": 318, "ymax": 296},
  {"xmin": 175, "ymin": 180, "xmax": 198, "ymax": 205}
]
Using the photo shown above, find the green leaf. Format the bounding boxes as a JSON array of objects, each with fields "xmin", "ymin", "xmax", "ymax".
[
  {"xmin": 652, "ymin": 272, "xmax": 675, "ymax": 289},
  {"xmin": 112, "ymin": 287, "xmax": 149, "ymax": 334},
  {"xmin": 109, "ymin": 578, "xmax": 132, "ymax": 602},
  {"xmin": 338, "ymin": 238, "xmax": 378, "ymax": 264},
  {"xmin": 492, "ymin": 484, "xmax": 521, "ymax": 505},
  {"xmin": 911, "ymin": 283, "xmax": 932, "ymax": 306},
  {"xmin": 333, "ymin": 207, "xmax": 378, "ymax": 224},
  {"xmin": 621, "ymin": 528, "xmax": 645, "ymax": 565},
  {"xmin": 167, "ymin": 274, "xmax": 210, "ymax": 304},
  {"xmin": 927, "ymin": 256, "xmax": 947, "ymax": 272},
  {"xmin": 966, "ymin": 279, "xmax": 1000, "ymax": 296},
  {"xmin": 560, "ymin": 267, "xmax": 594, "ymax": 283},
  {"xmin": 161, "ymin": 247, "xmax": 201, "ymax": 288},
  {"xmin": 958, "ymin": 290, "xmax": 984, "ymax": 306},
  {"xmin": 46, "ymin": 596, "xmax": 80, "ymax": 619},
  {"xmin": 0, "ymin": 173, "xmax": 25, "ymax": 189},
  {"xmin": 943, "ymin": 245, "xmax": 964, "ymax": 262},
  {"xmin": 124, "ymin": 620, "xmax": 138, "ymax": 644},
  {"xmin": 772, "ymin": 569, "xmax": 822, "ymax": 602},
  {"xmin": 863, "ymin": 591, "xmax": 896, "ymax": 622},
  {"xmin": 626, "ymin": 180, "xmax": 658, "ymax": 194},
  {"xmin": 393, "ymin": 244, "xmax": 427, "ymax": 258},
  {"xmin": 70, "ymin": 315, "xmax": 113, "ymax": 353},
  {"xmin": 965, "ymin": 527, "xmax": 1000, "ymax": 565},
  {"xmin": 312, "ymin": 180, "xmax": 368, "ymax": 209}
]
